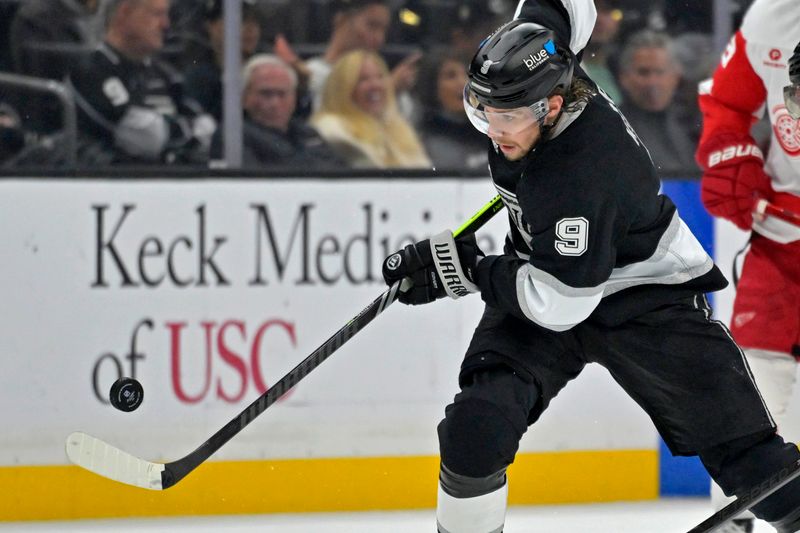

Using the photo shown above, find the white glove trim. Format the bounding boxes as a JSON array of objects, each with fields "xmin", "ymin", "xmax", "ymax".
[{"xmin": 429, "ymin": 230, "xmax": 479, "ymax": 300}]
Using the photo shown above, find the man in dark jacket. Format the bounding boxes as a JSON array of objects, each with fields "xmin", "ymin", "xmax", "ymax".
[
  {"xmin": 68, "ymin": 0, "xmax": 216, "ymax": 165},
  {"xmin": 212, "ymin": 54, "xmax": 343, "ymax": 170},
  {"xmin": 618, "ymin": 29, "xmax": 700, "ymax": 177}
]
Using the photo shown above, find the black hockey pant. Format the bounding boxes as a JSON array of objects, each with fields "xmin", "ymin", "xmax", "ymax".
[{"xmin": 438, "ymin": 366, "xmax": 800, "ymax": 530}]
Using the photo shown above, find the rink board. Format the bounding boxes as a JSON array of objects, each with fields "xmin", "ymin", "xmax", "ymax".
[
  {"xmin": 0, "ymin": 450, "xmax": 657, "ymax": 520},
  {"xmin": 0, "ymin": 177, "xmax": 793, "ymax": 520}
]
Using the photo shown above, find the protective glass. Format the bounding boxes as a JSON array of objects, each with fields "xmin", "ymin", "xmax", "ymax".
[
  {"xmin": 784, "ymin": 83, "xmax": 800, "ymax": 120},
  {"xmin": 463, "ymin": 85, "xmax": 549, "ymax": 135}
]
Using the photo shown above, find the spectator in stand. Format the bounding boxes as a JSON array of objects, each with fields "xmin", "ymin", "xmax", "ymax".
[
  {"xmin": 0, "ymin": 103, "xmax": 26, "ymax": 166},
  {"xmin": 447, "ymin": 1, "xmax": 507, "ymax": 62},
  {"xmin": 8, "ymin": 0, "xmax": 102, "ymax": 134},
  {"xmin": 311, "ymin": 50, "xmax": 430, "ymax": 169},
  {"xmin": 671, "ymin": 32, "xmax": 718, "ymax": 146},
  {"xmin": 414, "ymin": 47, "xmax": 487, "ymax": 170},
  {"xmin": 617, "ymin": 30, "xmax": 699, "ymax": 177},
  {"xmin": 396, "ymin": 1, "xmax": 507, "ymax": 127},
  {"xmin": 210, "ymin": 54, "xmax": 344, "ymax": 169},
  {"xmin": 306, "ymin": 0, "xmax": 389, "ymax": 105},
  {"xmin": 274, "ymin": 0, "xmax": 420, "ymax": 113},
  {"xmin": 581, "ymin": 0, "xmax": 624, "ymax": 104},
  {"xmin": 184, "ymin": 0, "xmax": 262, "ymax": 121},
  {"xmin": 9, "ymin": 0, "xmax": 101, "ymax": 80},
  {"xmin": 68, "ymin": 0, "xmax": 216, "ymax": 165}
]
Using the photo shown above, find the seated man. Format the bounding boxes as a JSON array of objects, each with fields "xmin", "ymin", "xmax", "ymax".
[
  {"xmin": 617, "ymin": 30, "xmax": 699, "ymax": 177},
  {"xmin": 68, "ymin": 0, "xmax": 216, "ymax": 165},
  {"xmin": 211, "ymin": 54, "xmax": 344, "ymax": 169}
]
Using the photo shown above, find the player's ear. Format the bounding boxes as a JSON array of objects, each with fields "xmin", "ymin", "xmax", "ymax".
[{"xmin": 545, "ymin": 95, "xmax": 564, "ymax": 124}]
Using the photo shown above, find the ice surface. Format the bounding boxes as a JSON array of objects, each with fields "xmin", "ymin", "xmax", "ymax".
[{"xmin": 0, "ymin": 499, "xmax": 778, "ymax": 532}]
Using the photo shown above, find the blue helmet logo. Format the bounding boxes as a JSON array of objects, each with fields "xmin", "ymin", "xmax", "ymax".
[{"xmin": 544, "ymin": 39, "xmax": 556, "ymax": 55}]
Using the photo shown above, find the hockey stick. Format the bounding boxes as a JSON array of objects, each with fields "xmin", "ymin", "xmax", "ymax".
[
  {"xmin": 754, "ymin": 198, "xmax": 800, "ymax": 227},
  {"xmin": 66, "ymin": 195, "xmax": 505, "ymax": 490},
  {"xmin": 686, "ymin": 458, "xmax": 800, "ymax": 532}
]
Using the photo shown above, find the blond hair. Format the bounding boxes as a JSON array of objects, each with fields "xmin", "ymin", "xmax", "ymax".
[{"xmin": 313, "ymin": 50, "xmax": 430, "ymax": 168}]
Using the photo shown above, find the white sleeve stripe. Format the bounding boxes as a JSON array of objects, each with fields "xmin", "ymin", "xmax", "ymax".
[
  {"xmin": 559, "ymin": 0, "xmax": 596, "ymax": 53},
  {"xmin": 513, "ymin": 0, "xmax": 597, "ymax": 54},
  {"xmin": 603, "ymin": 214, "xmax": 714, "ymax": 297},
  {"xmin": 515, "ymin": 264, "xmax": 603, "ymax": 331},
  {"xmin": 512, "ymin": 0, "xmax": 524, "ymax": 19}
]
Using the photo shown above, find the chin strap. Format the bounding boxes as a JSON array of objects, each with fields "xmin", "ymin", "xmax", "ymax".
[{"xmin": 539, "ymin": 107, "xmax": 565, "ymax": 142}]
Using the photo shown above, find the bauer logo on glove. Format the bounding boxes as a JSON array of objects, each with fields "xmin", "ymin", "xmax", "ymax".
[{"xmin": 696, "ymin": 132, "xmax": 774, "ymax": 231}]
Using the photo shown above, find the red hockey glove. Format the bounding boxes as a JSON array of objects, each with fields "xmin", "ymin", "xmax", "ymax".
[{"xmin": 696, "ymin": 133, "xmax": 773, "ymax": 230}]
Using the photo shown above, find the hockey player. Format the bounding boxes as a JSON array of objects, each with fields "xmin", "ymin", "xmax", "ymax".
[
  {"xmin": 788, "ymin": 46, "xmax": 800, "ymax": 120},
  {"xmin": 696, "ymin": 0, "xmax": 800, "ymax": 530},
  {"xmin": 381, "ymin": 1, "xmax": 800, "ymax": 532},
  {"xmin": 68, "ymin": 0, "xmax": 216, "ymax": 165}
]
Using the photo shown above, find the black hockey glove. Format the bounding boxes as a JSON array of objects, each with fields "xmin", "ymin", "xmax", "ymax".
[{"xmin": 382, "ymin": 230, "xmax": 483, "ymax": 305}]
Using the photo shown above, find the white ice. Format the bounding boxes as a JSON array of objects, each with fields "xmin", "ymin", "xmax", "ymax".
[{"xmin": 0, "ymin": 499, "xmax": 778, "ymax": 532}]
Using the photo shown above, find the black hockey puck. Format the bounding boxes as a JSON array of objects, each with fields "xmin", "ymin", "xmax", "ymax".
[{"xmin": 109, "ymin": 377, "xmax": 144, "ymax": 412}]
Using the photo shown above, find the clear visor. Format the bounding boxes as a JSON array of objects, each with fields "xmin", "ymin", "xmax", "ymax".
[
  {"xmin": 784, "ymin": 83, "xmax": 800, "ymax": 120},
  {"xmin": 463, "ymin": 84, "xmax": 549, "ymax": 135}
]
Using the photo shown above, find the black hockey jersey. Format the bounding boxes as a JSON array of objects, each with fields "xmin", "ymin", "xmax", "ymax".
[
  {"xmin": 472, "ymin": 0, "xmax": 728, "ymax": 329},
  {"xmin": 68, "ymin": 42, "xmax": 210, "ymax": 163}
]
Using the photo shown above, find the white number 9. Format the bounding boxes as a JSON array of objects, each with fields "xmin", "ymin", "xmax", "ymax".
[{"xmin": 555, "ymin": 217, "xmax": 588, "ymax": 256}]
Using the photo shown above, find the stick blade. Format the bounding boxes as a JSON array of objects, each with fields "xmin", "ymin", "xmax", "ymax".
[{"xmin": 66, "ymin": 431, "xmax": 165, "ymax": 490}]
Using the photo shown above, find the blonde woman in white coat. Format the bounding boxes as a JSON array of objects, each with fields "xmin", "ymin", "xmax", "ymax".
[{"xmin": 312, "ymin": 49, "xmax": 431, "ymax": 169}]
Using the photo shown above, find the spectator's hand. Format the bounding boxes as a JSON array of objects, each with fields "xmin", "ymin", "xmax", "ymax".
[
  {"xmin": 696, "ymin": 132, "xmax": 774, "ymax": 230},
  {"xmin": 274, "ymin": 34, "xmax": 311, "ymax": 86},
  {"xmin": 191, "ymin": 114, "xmax": 217, "ymax": 153},
  {"xmin": 390, "ymin": 51, "xmax": 423, "ymax": 93},
  {"xmin": 0, "ymin": 103, "xmax": 21, "ymax": 129}
]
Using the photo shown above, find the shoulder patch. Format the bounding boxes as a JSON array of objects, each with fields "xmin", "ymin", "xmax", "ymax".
[{"xmin": 102, "ymin": 77, "xmax": 130, "ymax": 107}]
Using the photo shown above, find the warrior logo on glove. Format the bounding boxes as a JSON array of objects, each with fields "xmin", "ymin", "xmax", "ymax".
[
  {"xmin": 385, "ymin": 253, "xmax": 403, "ymax": 271},
  {"xmin": 433, "ymin": 242, "xmax": 476, "ymax": 297},
  {"xmin": 382, "ymin": 231, "xmax": 484, "ymax": 305}
]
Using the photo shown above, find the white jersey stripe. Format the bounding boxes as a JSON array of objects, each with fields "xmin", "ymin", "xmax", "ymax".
[{"xmin": 512, "ymin": 212, "xmax": 715, "ymax": 331}]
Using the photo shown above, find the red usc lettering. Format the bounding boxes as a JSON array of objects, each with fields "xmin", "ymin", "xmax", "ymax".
[{"xmin": 167, "ymin": 319, "xmax": 297, "ymax": 404}]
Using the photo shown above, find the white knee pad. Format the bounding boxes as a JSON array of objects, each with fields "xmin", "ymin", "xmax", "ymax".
[
  {"xmin": 744, "ymin": 349, "xmax": 797, "ymax": 432},
  {"xmin": 436, "ymin": 481, "xmax": 507, "ymax": 533}
]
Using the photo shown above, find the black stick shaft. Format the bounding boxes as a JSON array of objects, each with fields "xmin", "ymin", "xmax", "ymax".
[
  {"xmin": 162, "ymin": 195, "xmax": 505, "ymax": 488},
  {"xmin": 687, "ymin": 459, "xmax": 800, "ymax": 532}
]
